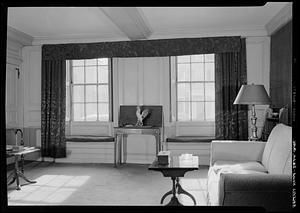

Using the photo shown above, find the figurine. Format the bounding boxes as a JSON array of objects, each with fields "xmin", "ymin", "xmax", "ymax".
[{"xmin": 135, "ymin": 106, "xmax": 149, "ymax": 126}]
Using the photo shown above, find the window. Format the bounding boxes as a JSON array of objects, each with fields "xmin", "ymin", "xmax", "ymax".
[
  {"xmin": 66, "ymin": 58, "xmax": 112, "ymax": 122},
  {"xmin": 176, "ymin": 54, "xmax": 215, "ymax": 121}
]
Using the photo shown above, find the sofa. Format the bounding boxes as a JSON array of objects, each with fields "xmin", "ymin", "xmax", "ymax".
[{"xmin": 207, "ymin": 123, "xmax": 292, "ymax": 211}]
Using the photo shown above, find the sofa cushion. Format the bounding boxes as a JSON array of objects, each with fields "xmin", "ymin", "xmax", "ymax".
[
  {"xmin": 262, "ymin": 124, "xmax": 292, "ymax": 174},
  {"xmin": 207, "ymin": 162, "xmax": 267, "ymax": 206},
  {"xmin": 213, "ymin": 160, "xmax": 268, "ymax": 174}
]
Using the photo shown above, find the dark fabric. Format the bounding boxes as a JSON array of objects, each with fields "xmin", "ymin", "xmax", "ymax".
[
  {"xmin": 166, "ymin": 136, "xmax": 214, "ymax": 143},
  {"xmin": 41, "ymin": 60, "xmax": 66, "ymax": 158},
  {"xmin": 215, "ymin": 38, "xmax": 248, "ymax": 140},
  {"xmin": 270, "ymin": 20, "xmax": 292, "ymax": 125},
  {"xmin": 66, "ymin": 135, "xmax": 115, "ymax": 142},
  {"xmin": 42, "ymin": 36, "xmax": 241, "ymax": 60}
]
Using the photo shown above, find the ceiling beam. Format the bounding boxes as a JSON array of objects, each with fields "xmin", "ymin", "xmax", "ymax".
[{"xmin": 99, "ymin": 7, "xmax": 152, "ymax": 41}]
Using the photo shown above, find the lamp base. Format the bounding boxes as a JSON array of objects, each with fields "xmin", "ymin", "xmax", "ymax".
[{"xmin": 249, "ymin": 136, "xmax": 259, "ymax": 141}]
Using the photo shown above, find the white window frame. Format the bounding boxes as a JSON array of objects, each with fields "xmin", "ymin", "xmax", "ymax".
[
  {"xmin": 170, "ymin": 55, "xmax": 215, "ymax": 136},
  {"xmin": 66, "ymin": 58, "xmax": 113, "ymax": 123}
]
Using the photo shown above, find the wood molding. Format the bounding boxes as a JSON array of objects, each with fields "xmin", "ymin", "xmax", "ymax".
[
  {"xmin": 7, "ymin": 26, "xmax": 33, "ymax": 46},
  {"xmin": 265, "ymin": 2, "xmax": 292, "ymax": 35},
  {"xmin": 150, "ymin": 25, "xmax": 268, "ymax": 39},
  {"xmin": 99, "ymin": 7, "xmax": 152, "ymax": 40}
]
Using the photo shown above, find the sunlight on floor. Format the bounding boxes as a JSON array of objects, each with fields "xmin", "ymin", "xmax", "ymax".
[{"xmin": 8, "ymin": 175, "xmax": 90, "ymax": 205}]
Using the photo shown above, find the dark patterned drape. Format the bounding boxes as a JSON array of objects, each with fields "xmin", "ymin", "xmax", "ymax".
[
  {"xmin": 215, "ymin": 38, "xmax": 248, "ymax": 140},
  {"xmin": 41, "ymin": 60, "xmax": 66, "ymax": 158},
  {"xmin": 42, "ymin": 36, "xmax": 241, "ymax": 60}
]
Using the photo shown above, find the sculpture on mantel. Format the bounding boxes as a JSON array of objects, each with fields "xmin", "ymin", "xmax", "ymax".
[{"xmin": 135, "ymin": 106, "xmax": 149, "ymax": 127}]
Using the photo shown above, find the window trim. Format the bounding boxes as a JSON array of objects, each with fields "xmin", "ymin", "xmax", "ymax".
[
  {"xmin": 66, "ymin": 58, "xmax": 112, "ymax": 123},
  {"xmin": 174, "ymin": 54, "xmax": 215, "ymax": 122}
]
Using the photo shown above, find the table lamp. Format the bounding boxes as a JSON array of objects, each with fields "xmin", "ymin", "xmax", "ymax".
[{"xmin": 233, "ymin": 84, "xmax": 271, "ymax": 141}]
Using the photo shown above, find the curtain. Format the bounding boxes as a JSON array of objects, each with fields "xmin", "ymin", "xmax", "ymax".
[
  {"xmin": 42, "ymin": 36, "xmax": 241, "ymax": 60},
  {"xmin": 41, "ymin": 60, "xmax": 66, "ymax": 158},
  {"xmin": 215, "ymin": 38, "xmax": 248, "ymax": 140}
]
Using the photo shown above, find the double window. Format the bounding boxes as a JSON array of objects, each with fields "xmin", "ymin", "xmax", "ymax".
[
  {"xmin": 66, "ymin": 58, "xmax": 111, "ymax": 122},
  {"xmin": 176, "ymin": 54, "xmax": 215, "ymax": 121}
]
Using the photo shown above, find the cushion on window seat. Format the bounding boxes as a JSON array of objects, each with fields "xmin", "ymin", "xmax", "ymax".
[
  {"xmin": 65, "ymin": 135, "xmax": 114, "ymax": 142},
  {"xmin": 166, "ymin": 136, "xmax": 214, "ymax": 143}
]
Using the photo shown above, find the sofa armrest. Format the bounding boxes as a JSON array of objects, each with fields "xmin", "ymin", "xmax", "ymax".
[
  {"xmin": 219, "ymin": 173, "xmax": 292, "ymax": 211},
  {"xmin": 210, "ymin": 141, "xmax": 266, "ymax": 166}
]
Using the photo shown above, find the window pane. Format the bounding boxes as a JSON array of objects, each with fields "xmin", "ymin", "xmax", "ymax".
[
  {"xmin": 98, "ymin": 103, "xmax": 109, "ymax": 121},
  {"xmin": 178, "ymin": 102, "xmax": 190, "ymax": 121},
  {"xmin": 205, "ymin": 102, "xmax": 215, "ymax": 120},
  {"xmin": 98, "ymin": 66, "xmax": 108, "ymax": 83},
  {"xmin": 177, "ymin": 64, "xmax": 190, "ymax": 81},
  {"xmin": 192, "ymin": 102, "xmax": 204, "ymax": 121},
  {"xmin": 205, "ymin": 54, "xmax": 214, "ymax": 62},
  {"xmin": 73, "ymin": 103, "xmax": 84, "ymax": 121},
  {"xmin": 86, "ymin": 86, "xmax": 97, "ymax": 102},
  {"xmin": 191, "ymin": 63, "xmax": 204, "ymax": 81},
  {"xmin": 98, "ymin": 85, "xmax": 108, "ymax": 102},
  {"xmin": 98, "ymin": 58, "xmax": 108, "ymax": 65},
  {"xmin": 205, "ymin": 83, "xmax": 215, "ymax": 101},
  {"xmin": 86, "ymin": 103, "xmax": 97, "ymax": 121},
  {"xmin": 73, "ymin": 86, "xmax": 84, "ymax": 102},
  {"xmin": 177, "ymin": 83, "xmax": 190, "ymax": 101},
  {"xmin": 177, "ymin": 55, "xmax": 190, "ymax": 63},
  {"xmin": 191, "ymin": 83, "xmax": 204, "ymax": 101},
  {"xmin": 73, "ymin": 67, "xmax": 84, "ymax": 83},
  {"xmin": 85, "ymin": 59, "xmax": 97, "ymax": 66},
  {"xmin": 85, "ymin": 66, "xmax": 97, "ymax": 83},
  {"xmin": 205, "ymin": 63, "xmax": 215, "ymax": 81},
  {"xmin": 72, "ymin": 60, "xmax": 84, "ymax": 66},
  {"xmin": 191, "ymin": 54, "xmax": 204, "ymax": 62}
]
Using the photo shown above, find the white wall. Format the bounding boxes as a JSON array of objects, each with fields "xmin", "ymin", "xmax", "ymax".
[
  {"xmin": 19, "ymin": 36, "xmax": 271, "ymax": 164},
  {"xmin": 246, "ymin": 37, "xmax": 271, "ymax": 138},
  {"xmin": 6, "ymin": 28, "xmax": 34, "ymax": 164},
  {"xmin": 113, "ymin": 57, "xmax": 170, "ymax": 163}
]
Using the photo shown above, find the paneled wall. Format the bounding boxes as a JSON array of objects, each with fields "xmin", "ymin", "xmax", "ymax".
[
  {"xmin": 113, "ymin": 57, "xmax": 170, "ymax": 163},
  {"xmin": 270, "ymin": 20, "xmax": 292, "ymax": 125},
  {"xmin": 246, "ymin": 37, "xmax": 271, "ymax": 138}
]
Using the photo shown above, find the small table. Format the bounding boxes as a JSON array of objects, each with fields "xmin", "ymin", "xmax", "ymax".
[
  {"xmin": 7, "ymin": 147, "xmax": 40, "ymax": 190},
  {"xmin": 149, "ymin": 155, "xmax": 199, "ymax": 206},
  {"xmin": 114, "ymin": 127, "xmax": 162, "ymax": 167}
]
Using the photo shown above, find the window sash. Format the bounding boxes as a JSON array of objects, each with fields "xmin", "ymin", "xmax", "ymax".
[
  {"xmin": 175, "ymin": 55, "xmax": 215, "ymax": 121},
  {"xmin": 67, "ymin": 58, "xmax": 112, "ymax": 122}
]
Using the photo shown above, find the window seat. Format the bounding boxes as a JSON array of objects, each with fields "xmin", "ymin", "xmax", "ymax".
[
  {"xmin": 65, "ymin": 135, "xmax": 114, "ymax": 142},
  {"xmin": 166, "ymin": 136, "xmax": 214, "ymax": 143}
]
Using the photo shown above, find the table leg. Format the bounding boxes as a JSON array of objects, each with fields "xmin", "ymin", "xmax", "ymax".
[
  {"xmin": 17, "ymin": 171, "xmax": 37, "ymax": 184},
  {"xmin": 21, "ymin": 154, "xmax": 25, "ymax": 173},
  {"xmin": 7, "ymin": 173, "xmax": 16, "ymax": 185},
  {"xmin": 176, "ymin": 177, "xmax": 197, "ymax": 205},
  {"xmin": 14, "ymin": 156, "xmax": 21, "ymax": 190},
  {"xmin": 119, "ymin": 134, "xmax": 123, "ymax": 164},
  {"xmin": 164, "ymin": 177, "xmax": 183, "ymax": 206},
  {"xmin": 114, "ymin": 135, "xmax": 118, "ymax": 167},
  {"xmin": 155, "ymin": 133, "xmax": 160, "ymax": 155},
  {"xmin": 160, "ymin": 189, "xmax": 173, "ymax": 204},
  {"xmin": 123, "ymin": 135, "xmax": 127, "ymax": 164}
]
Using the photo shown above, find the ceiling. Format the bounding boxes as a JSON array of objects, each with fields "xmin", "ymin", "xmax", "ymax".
[{"xmin": 7, "ymin": 3, "xmax": 290, "ymax": 44}]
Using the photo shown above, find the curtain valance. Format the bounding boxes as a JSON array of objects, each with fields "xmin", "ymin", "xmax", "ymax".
[{"xmin": 42, "ymin": 36, "xmax": 241, "ymax": 60}]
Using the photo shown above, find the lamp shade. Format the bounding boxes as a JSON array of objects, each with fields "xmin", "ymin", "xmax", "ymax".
[{"xmin": 233, "ymin": 84, "xmax": 271, "ymax": 105}]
